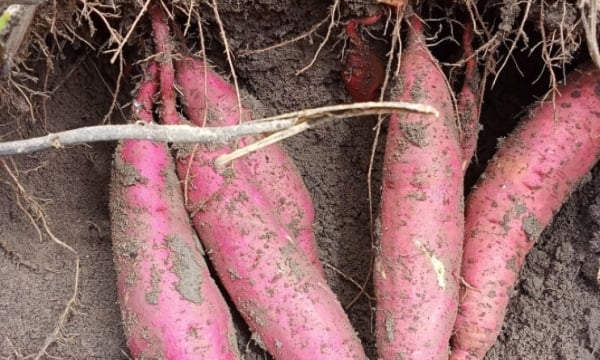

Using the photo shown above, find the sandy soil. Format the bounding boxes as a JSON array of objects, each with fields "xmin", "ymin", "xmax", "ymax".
[{"xmin": 0, "ymin": 1, "xmax": 599, "ymax": 359}]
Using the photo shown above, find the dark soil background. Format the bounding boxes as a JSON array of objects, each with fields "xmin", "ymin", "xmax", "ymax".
[{"xmin": 0, "ymin": 1, "xmax": 599, "ymax": 359}]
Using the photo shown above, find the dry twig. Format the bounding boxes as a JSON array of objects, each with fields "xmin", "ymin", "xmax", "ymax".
[
  {"xmin": 0, "ymin": 101, "xmax": 437, "ymax": 157},
  {"xmin": 214, "ymin": 101, "xmax": 438, "ymax": 167},
  {"xmin": 0, "ymin": 120, "xmax": 293, "ymax": 156}
]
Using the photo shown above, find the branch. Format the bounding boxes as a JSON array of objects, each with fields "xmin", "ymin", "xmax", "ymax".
[
  {"xmin": 0, "ymin": 121, "xmax": 294, "ymax": 156},
  {"xmin": 0, "ymin": 101, "xmax": 438, "ymax": 156}
]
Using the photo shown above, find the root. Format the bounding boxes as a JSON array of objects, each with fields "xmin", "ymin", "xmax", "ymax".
[
  {"xmin": 466, "ymin": 0, "xmax": 522, "ymax": 92},
  {"xmin": 77, "ymin": 2, "xmax": 128, "ymax": 124},
  {"xmin": 91, "ymin": 56, "xmax": 126, "ymax": 123},
  {"xmin": 207, "ymin": 0, "xmax": 243, "ymax": 124},
  {"xmin": 492, "ymin": 0, "xmax": 532, "ymax": 88},
  {"xmin": 108, "ymin": 0, "xmax": 151, "ymax": 64},
  {"xmin": 295, "ymin": 0, "xmax": 341, "ymax": 75},
  {"xmin": 324, "ymin": 262, "xmax": 375, "ymax": 309},
  {"xmin": 181, "ymin": 0, "xmax": 197, "ymax": 36},
  {"xmin": 77, "ymin": 1, "xmax": 121, "ymax": 45},
  {"xmin": 0, "ymin": 159, "xmax": 80, "ymax": 360},
  {"xmin": 32, "ymin": 255, "xmax": 79, "ymax": 360},
  {"xmin": 533, "ymin": 0, "xmax": 581, "ymax": 116},
  {"xmin": 182, "ymin": 143, "xmax": 200, "ymax": 209},
  {"xmin": 0, "ymin": 162, "xmax": 44, "ymax": 242},
  {"xmin": 1, "ymin": 0, "xmax": 140, "ymax": 124},
  {"xmin": 1, "ymin": 337, "xmax": 25, "ymax": 360},
  {"xmin": 469, "ymin": 0, "xmax": 580, "ymax": 97},
  {"xmin": 240, "ymin": 16, "xmax": 331, "ymax": 56},
  {"xmin": 537, "ymin": 1, "xmax": 559, "ymax": 115},
  {"xmin": 7, "ymin": 75, "xmax": 43, "ymax": 123}
]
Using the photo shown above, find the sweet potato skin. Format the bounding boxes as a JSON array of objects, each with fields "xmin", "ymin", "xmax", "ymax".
[
  {"xmin": 451, "ymin": 64, "xmax": 600, "ymax": 360},
  {"xmin": 457, "ymin": 22, "xmax": 480, "ymax": 171},
  {"xmin": 110, "ymin": 141, "xmax": 240, "ymax": 359},
  {"xmin": 342, "ymin": 14, "xmax": 385, "ymax": 102},
  {"xmin": 173, "ymin": 61, "xmax": 365, "ymax": 360},
  {"xmin": 149, "ymin": 7, "xmax": 366, "ymax": 358},
  {"xmin": 174, "ymin": 141, "xmax": 366, "ymax": 359},
  {"xmin": 374, "ymin": 23, "xmax": 464, "ymax": 360},
  {"xmin": 171, "ymin": 62, "xmax": 365, "ymax": 359},
  {"xmin": 109, "ymin": 67, "xmax": 240, "ymax": 359},
  {"xmin": 174, "ymin": 56, "xmax": 323, "ymax": 274},
  {"xmin": 239, "ymin": 140, "xmax": 322, "ymax": 273}
]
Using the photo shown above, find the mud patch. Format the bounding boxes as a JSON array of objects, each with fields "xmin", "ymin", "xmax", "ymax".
[{"xmin": 166, "ymin": 235, "xmax": 204, "ymax": 304}]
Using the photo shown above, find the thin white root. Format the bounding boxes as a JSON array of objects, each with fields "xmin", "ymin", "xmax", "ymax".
[
  {"xmin": 108, "ymin": 0, "xmax": 151, "ymax": 63},
  {"xmin": 295, "ymin": 0, "xmax": 340, "ymax": 75},
  {"xmin": 1, "ymin": 160, "xmax": 80, "ymax": 360}
]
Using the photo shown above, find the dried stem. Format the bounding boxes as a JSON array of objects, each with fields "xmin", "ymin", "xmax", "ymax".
[
  {"xmin": 0, "ymin": 101, "xmax": 437, "ymax": 157},
  {"xmin": 214, "ymin": 100, "xmax": 439, "ymax": 166},
  {"xmin": 0, "ymin": 121, "xmax": 294, "ymax": 156}
]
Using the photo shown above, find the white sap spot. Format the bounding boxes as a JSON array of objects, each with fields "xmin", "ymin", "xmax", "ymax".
[{"xmin": 414, "ymin": 239, "xmax": 446, "ymax": 289}]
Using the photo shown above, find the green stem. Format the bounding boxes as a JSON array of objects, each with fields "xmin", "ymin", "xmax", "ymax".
[{"xmin": 0, "ymin": 8, "xmax": 12, "ymax": 35}]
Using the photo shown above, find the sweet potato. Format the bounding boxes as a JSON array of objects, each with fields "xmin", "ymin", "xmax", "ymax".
[
  {"xmin": 172, "ymin": 129, "xmax": 366, "ymax": 359},
  {"xmin": 342, "ymin": 13, "xmax": 385, "ymax": 102},
  {"xmin": 173, "ymin": 56, "xmax": 324, "ymax": 275},
  {"xmin": 150, "ymin": 6, "xmax": 366, "ymax": 359},
  {"xmin": 457, "ymin": 22, "xmax": 480, "ymax": 171},
  {"xmin": 373, "ymin": 19, "xmax": 464, "ymax": 359},
  {"xmin": 451, "ymin": 63, "xmax": 600, "ymax": 359},
  {"xmin": 109, "ymin": 64, "xmax": 240, "ymax": 359}
]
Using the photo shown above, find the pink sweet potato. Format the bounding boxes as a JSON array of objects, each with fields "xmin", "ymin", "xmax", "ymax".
[
  {"xmin": 373, "ymin": 19, "xmax": 464, "ymax": 359},
  {"xmin": 109, "ymin": 65, "xmax": 240, "ymax": 359},
  {"xmin": 457, "ymin": 22, "xmax": 480, "ymax": 171},
  {"xmin": 173, "ymin": 128, "xmax": 366, "ymax": 360},
  {"xmin": 451, "ymin": 64, "xmax": 600, "ymax": 359},
  {"xmin": 150, "ymin": 6, "xmax": 366, "ymax": 359},
  {"xmin": 173, "ymin": 56, "xmax": 324, "ymax": 275},
  {"xmin": 342, "ymin": 13, "xmax": 385, "ymax": 102}
]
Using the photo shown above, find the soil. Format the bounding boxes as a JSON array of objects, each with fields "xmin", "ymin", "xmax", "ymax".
[{"xmin": 0, "ymin": 1, "xmax": 599, "ymax": 359}]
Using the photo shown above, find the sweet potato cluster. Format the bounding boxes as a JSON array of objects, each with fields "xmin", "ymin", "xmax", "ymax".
[{"xmin": 109, "ymin": 4, "xmax": 600, "ymax": 360}]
